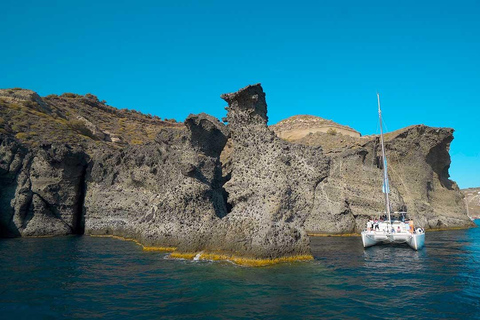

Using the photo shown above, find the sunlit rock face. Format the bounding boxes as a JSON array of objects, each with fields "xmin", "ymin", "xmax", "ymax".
[
  {"xmin": 0, "ymin": 84, "xmax": 474, "ymax": 259},
  {"xmin": 463, "ymin": 188, "xmax": 480, "ymax": 219},
  {"xmin": 84, "ymin": 85, "xmax": 328, "ymax": 259},
  {"xmin": 213, "ymin": 84, "xmax": 329, "ymax": 258},
  {"xmin": 280, "ymin": 122, "xmax": 473, "ymax": 233}
]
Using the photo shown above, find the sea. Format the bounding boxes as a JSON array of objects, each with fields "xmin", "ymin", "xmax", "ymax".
[{"xmin": 1, "ymin": 221, "xmax": 479, "ymax": 319}]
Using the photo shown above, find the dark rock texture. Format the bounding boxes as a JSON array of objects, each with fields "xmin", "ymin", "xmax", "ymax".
[
  {"xmin": 0, "ymin": 84, "xmax": 474, "ymax": 259},
  {"xmin": 84, "ymin": 113, "xmax": 228, "ymax": 253},
  {"xmin": 214, "ymin": 84, "xmax": 329, "ymax": 258},
  {"xmin": 0, "ymin": 136, "xmax": 88, "ymax": 237},
  {"xmin": 84, "ymin": 85, "xmax": 328, "ymax": 259}
]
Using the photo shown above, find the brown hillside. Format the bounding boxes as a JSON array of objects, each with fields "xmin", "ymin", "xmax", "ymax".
[
  {"xmin": 0, "ymin": 88, "xmax": 183, "ymax": 153},
  {"xmin": 271, "ymin": 115, "xmax": 361, "ymax": 141}
]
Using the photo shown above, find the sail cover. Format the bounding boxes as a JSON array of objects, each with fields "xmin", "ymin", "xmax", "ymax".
[{"xmin": 382, "ymin": 157, "xmax": 390, "ymax": 193}]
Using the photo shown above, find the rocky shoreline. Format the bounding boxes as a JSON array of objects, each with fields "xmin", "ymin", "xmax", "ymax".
[{"xmin": 0, "ymin": 84, "xmax": 475, "ymax": 264}]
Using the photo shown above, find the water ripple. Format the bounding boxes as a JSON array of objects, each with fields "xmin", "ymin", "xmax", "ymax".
[{"xmin": 1, "ymin": 222, "xmax": 480, "ymax": 319}]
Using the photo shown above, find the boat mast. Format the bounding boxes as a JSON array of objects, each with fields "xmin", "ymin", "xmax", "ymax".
[{"xmin": 377, "ymin": 93, "xmax": 392, "ymax": 224}]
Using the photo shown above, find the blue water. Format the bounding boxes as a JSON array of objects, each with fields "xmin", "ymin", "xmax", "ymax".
[{"xmin": 1, "ymin": 222, "xmax": 479, "ymax": 319}]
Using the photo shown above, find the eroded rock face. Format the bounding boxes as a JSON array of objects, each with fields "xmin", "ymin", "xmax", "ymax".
[
  {"xmin": 83, "ymin": 85, "xmax": 329, "ymax": 259},
  {"xmin": 0, "ymin": 136, "xmax": 26, "ymax": 237},
  {"xmin": 384, "ymin": 126, "xmax": 469, "ymax": 229},
  {"xmin": 291, "ymin": 125, "xmax": 474, "ymax": 233},
  {"xmin": 0, "ymin": 84, "xmax": 473, "ymax": 259},
  {"xmin": 463, "ymin": 187, "xmax": 480, "ymax": 218},
  {"xmin": 84, "ymin": 113, "xmax": 229, "ymax": 252},
  {"xmin": 213, "ymin": 84, "xmax": 330, "ymax": 258},
  {"xmin": 0, "ymin": 136, "xmax": 88, "ymax": 237}
]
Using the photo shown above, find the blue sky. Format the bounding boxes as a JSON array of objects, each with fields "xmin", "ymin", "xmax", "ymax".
[{"xmin": 1, "ymin": 0, "xmax": 479, "ymax": 188}]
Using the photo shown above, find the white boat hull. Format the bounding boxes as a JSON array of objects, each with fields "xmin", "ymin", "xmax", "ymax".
[
  {"xmin": 361, "ymin": 230, "xmax": 425, "ymax": 250},
  {"xmin": 406, "ymin": 232, "xmax": 425, "ymax": 250}
]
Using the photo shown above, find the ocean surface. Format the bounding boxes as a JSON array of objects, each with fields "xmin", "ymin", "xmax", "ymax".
[{"xmin": 1, "ymin": 222, "xmax": 479, "ymax": 319}]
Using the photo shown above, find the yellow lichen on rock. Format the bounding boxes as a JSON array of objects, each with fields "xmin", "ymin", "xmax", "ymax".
[
  {"xmin": 142, "ymin": 246, "xmax": 177, "ymax": 252},
  {"xmin": 169, "ymin": 252, "xmax": 198, "ymax": 259},
  {"xmin": 89, "ymin": 234, "xmax": 314, "ymax": 266},
  {"xmin": 169, "ymin": 251, "xmax": 314, "ymax": 267},
  {"xmin": 228, "ymin": 254, "xmax": 314, "ymax": 267}
]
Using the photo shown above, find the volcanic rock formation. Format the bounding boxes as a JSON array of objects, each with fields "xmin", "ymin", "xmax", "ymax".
[
  {"xmin": 84, "ymin": 85, "xmax": 326, "ymax": 259},
  {"xmin": 0, "ymin": 84, "xmax": 475, "ymax": 260},
  {"xmin": 214, "ymin": 85, "xmax": 328, "ymax": 258},
  {"xmin": 282, "ymin": 125, "xmax": 474, "ymax": 233},
  {"xmin": 0, "ymin": 137, "xmax": 88, "ymax": 237},
  {"xmin": 84, "ymin": 113, "xmax": 229, "ymax": 252}
]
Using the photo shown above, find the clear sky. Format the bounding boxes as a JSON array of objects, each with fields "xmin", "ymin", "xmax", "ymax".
[{"xmin": 1, "ymin": 0, "xmax": 479, "ymax": 188}]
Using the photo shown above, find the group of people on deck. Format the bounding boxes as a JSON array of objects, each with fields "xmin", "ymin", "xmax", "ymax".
[
  {"xmin": 367, "ymin": 218, "xmax": 381, "ymax": 231},
  {"xmin": 366, "ymin": 217, "xmax": 415, "ymax": 233}
]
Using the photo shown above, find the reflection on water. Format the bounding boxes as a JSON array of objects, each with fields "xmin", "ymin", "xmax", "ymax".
[{"xmin": 1, "ymin": 222, "xmax": 479, "ymax": 319}]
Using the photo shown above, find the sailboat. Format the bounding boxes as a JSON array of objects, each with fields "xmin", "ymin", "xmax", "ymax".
[{"xmin": 361, "ymin": 94, "xmax": 425, "ymax": 250}]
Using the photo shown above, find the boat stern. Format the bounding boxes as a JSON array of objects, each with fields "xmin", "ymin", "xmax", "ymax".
[
  {"xmin": 407, "ymin": 233, "xmax": 425, "ymax": 250},
  {"xmin": 361, "ymin": 231, "xmax": 378, "ymax": 248}
]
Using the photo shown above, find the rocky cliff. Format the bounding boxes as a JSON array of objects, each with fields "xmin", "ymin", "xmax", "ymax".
[
  {"xmin": 289, "ymin": 126, "xmax": 473, "ymax": 233},
  {"xmin": 216, "ymin": 85, "xmax": 328, "ymax": 258},
  {"xmin": 84, "ymin": 113, "xmax": 229, "ymax": 251},
  {"xmin": 0, "ymin": 137, "xmax": 88, "ymax": 237},
  {"xmin": 83, "ymin": 85, "xmax": 325, "ymax": 259},
  {"xmin": 0, "ymin": 84, "xmax": 474, "ymax": 262},
  {"xmin": 271, "ymin": 115, "xmax": 361, "ymax": 140},
  {"xmin": 463, "ymin": 188, "xmax": 480, "ymax": 219}
]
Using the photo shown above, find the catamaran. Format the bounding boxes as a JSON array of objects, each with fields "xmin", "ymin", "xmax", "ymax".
[{"xmin": 361, "ymin": 94, "xmax": 425, "ymax": 250}]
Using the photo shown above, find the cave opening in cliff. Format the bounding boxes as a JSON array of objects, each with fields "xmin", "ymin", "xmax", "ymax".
[
  {"xmin": 74, "ymin": 165, "xmax": 87, "ymax": 235},
  {"xmin": 223, "ymin": 189, "xmax": 233, "ymax": 215}
]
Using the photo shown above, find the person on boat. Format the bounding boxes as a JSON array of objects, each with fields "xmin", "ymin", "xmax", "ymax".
[
  {"xmin": 397, "ymin": 226, "xmax": 401, "ymax": 233},
  {"xmin": 374, "ymin": 219, "xmax": 379, "ymax": 231},
  {"xmin": 367, "ymin": 220, "xmax": 372, "ymax": 231}
]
